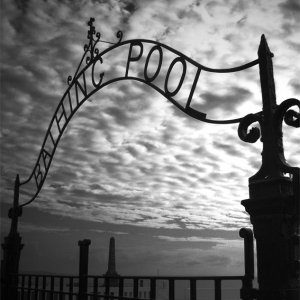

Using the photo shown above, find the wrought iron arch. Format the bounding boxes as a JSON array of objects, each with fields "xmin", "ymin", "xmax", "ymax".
[
  {"xmin": 15, "ymin": 18, "xmax": 261, "ymax": 207},
  {"xmin": 11, "ymin": 18, "xmax": 299, "ymax": 210}
]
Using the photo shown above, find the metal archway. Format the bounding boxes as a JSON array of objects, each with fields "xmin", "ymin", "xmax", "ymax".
[
  {"xmin": 2, "ymin": 18, "xmax": 300, "ymax": 300},
  {"xmin": 17, "ymin": 18, "xmax": 261, "ymax": 207}
]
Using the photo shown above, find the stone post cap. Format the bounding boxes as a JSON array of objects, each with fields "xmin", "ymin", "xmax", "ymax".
[{"xmin": 78, "ymin": 239, "xmax": 91, "ymax": 246}]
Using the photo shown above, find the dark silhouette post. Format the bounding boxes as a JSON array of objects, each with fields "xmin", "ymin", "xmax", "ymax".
[
  {"xmin": 106, "ymin": 237, "xmax": 117, "ymax": 276},
  {"xmin": 241, "ymin": 35, "xmax": 300, "ymax": 300},
  {"xmin": 78, "ymin": 239, "xmax": 91, "ymax": 300},
  {"xmin": 1, "ymin": 175, "xmax": 24, "ymax": 300},
  {"xmin": 239, "ymin": 228, "xmax": 255, "ymax": 300}
]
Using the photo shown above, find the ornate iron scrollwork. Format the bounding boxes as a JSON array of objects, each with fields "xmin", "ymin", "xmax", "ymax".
[
  {"xmin": 276, "ymin": 98, "xmax": 300, "ymax": 128},
  {"xmin": 275, "ymin": 98, "xmax": 300, "ymax": 198},
  {"xmin": 85, "ymin": 17, "xmax": 101, "ymax": 65},
  {"xmin": 238, "ymin": 98, "xmax": 299, "ymax": 186},
  {"xmin": 238, "ymin": 113, "xmax": 262, "ymax": 143},
  {"xmin": 116, "ymin": 30, "xmax": 123, "ymax": 44},
  {"xmin": 68, "ymin": 18, "xmax": 123, "ymax": 86},
  {"xmin": 238, "ymin": 98, "xmax": 300, "ymax": 145}
]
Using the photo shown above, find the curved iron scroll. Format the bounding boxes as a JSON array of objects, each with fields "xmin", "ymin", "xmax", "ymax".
[
  {"xmin": 18, "ymin": 18, "xmax": 260, "ymax": 207},
  {"xmin": 238, "ymin": 97, "xmax": 300, "ymax": 198}
]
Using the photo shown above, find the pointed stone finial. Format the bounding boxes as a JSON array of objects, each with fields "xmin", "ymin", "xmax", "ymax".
[{"xmin": 87, "ymin": 17, "xmax": 96, "ymax": 40}]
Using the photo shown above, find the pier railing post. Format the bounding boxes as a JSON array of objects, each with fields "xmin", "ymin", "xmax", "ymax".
[
  {"xmin": 78, "ymin": 239, "xmax": 91, "ymax": 300},
  {"xmin": 239, "ymin": 228, "xmax": 256, "ymax": 300}
]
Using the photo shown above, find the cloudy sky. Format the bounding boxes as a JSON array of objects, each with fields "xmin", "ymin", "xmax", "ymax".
[{"xmin": 1, "ymin": 0, "xmax": 299, "ymax": 277}]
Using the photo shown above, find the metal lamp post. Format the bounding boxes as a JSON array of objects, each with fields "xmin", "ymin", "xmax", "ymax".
[{"xmin": 240, "ymin": 35, "xmax": 300, "ymax": 300}]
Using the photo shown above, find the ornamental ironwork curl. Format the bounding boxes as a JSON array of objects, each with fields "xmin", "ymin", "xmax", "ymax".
[
  {"xmin": 14, "ymin": 19, "xmax": 299, "ymax": 209},
  {"xmin": 67, "ymin": 18, "xmax": 123, "ymax": 86},
  {"xmin": 238, "ymin": 97, "xmax": 300, "ymax": 198},
  {"xmin": 275, "ymin": 98, "xmax": 300, "ymax": 128},
  {"xmin": 238, "ymin": 98, "xmax": 300, "ymax": 145},
  {"xmin": 275, "ymin": 98, "xmax": 300, "ymax": 198},
  {"xmin": 238, "ymin": 113, "xmax": 262, "ymax": 143}
]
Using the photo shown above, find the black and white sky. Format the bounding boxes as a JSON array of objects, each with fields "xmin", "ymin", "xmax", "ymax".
[{"xmin": 0, "ymin": 0, "xmax": 299, "ymax": 276}]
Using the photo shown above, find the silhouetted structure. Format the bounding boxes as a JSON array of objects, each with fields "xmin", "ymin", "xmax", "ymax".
[
  {"xmin": 105, "ymin": 237, "xmax": 119, "ymax": 277},
  {"xmin": 1, "ymin": 175, "xmax": 23, "ymax": 300},
  {"xmin": 240, "ymin": 35, "xmax": 300, "ymax": 300},
  {"xmin": 1, "ymin": 18, "xmax": 299, "ymax": 300},
  {"xmin": 104, "ymin": 237, "xmax": 120, "ymax": 287},
  {"xmin": 78, "ymin": 239, "xmax": 91, "ymax": 300}
]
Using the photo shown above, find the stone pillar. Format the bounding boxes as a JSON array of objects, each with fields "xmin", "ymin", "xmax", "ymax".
[
  {"xmin": 1, "ymin": 175, "xmax": 24, "ymax": 300},
  {"xmin": 239, "ymin": 228, "xmax": 255, "ymax": 300},
  {"xmin": 78, "ymin": 239, "xmax": 91, "ymax": 300},
  {"xmin": 239, "ymin": 35, "xmax": 300, "ymax": 299}
]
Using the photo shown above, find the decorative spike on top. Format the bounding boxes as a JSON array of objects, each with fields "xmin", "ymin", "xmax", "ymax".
[
  {"xmin": 258, "ymin": 34, "xmax": 277, "ymax": 111},
  {"xmin": 258, "ymin": 34, "xmax": 274, "ymax": 58},
  {"xmin": 87, "ymin": 17, "xmax": 96, "ymax": 40},
  {"xmin": 84, "ymin": 18, "xmax": 101, "ymax": 65}
]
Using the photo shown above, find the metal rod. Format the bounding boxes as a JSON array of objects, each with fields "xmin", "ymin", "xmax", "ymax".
[
  {"xmin": 93, "ymin": 277, "xmax": 98, "ymax": 300},
  {"xmin": 214, "ymin": 279, "xmax": 221, "ymax": 300},
  {"xmin": 105, "ymin": 277, "xmax": 110, "ymax": 298},
  {"xmin": 34, "ymin": 275, "xmax": 39, "ymax": 300},
  {"xmin": 190, "ymin": 279, "xmax": 196, "ymax": 300},
  {"xmin": 42, "ymin": 276, "xmax": 46, "ymax": 300},
  {"xmin": 69, "ymin": 277, "xmax": 73, "ymax": 300},
  {"xmin": 50, "ymin": 276, "xmax": 54, "ymax": 300},
  {"xmin": 59, "ymin": 277, "xmax": 64, "ymax": 300},
  {"xmin": 150, "ymin": 278, "xmax": 156, "ymax": 300},
  {"xmin": 133, "ymin": 278, "xmax": 139, "ymax": 299},
  {"xmin": 169, "ymin": 279, "xmax": 175, "ymax": 300},
  {"xmin": 27, "ymin": 275, "xmax": 32, "ymax": 300},
  {"xmin": 118, "ymin": 277, "xmax": 124, "ymax": 300},
  {"xmin": 21, "ymin": 274, "xmax": 25, "ymax": 300}
]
